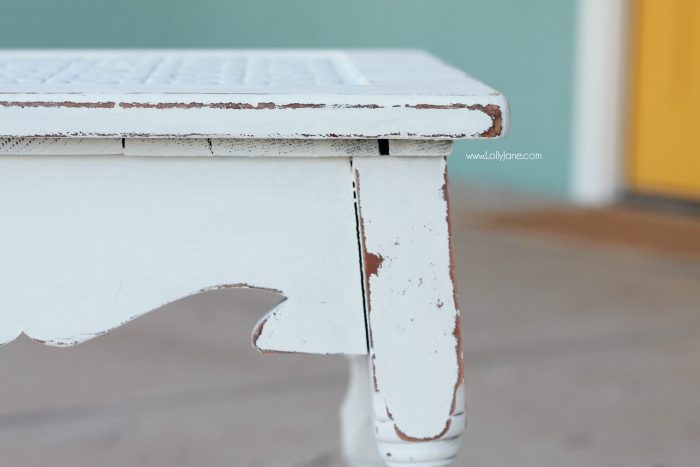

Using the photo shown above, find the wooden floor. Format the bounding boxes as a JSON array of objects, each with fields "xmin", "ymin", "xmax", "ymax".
[
  {"xmin": 0, "ymin": 184, "xmax": 698, "ymax": 467},
  {"xmin": 477, "ymin": 205, "xmax": 700, "ymax": 259}
]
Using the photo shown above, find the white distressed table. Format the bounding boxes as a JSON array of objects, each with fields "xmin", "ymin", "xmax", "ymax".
[{"xmin": 0, "ymin": 50, "xmax": 507, "ymax": 466}]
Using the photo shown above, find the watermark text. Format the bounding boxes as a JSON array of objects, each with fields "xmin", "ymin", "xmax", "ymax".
[{"xmin": 465, "ymin": 150, "xmax": 543, "ymax": 162}]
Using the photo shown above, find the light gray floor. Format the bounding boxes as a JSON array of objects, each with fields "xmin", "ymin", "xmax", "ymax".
[{"xmin": 0, "ymin": 184, "xmax": 698, "ymax": 467}]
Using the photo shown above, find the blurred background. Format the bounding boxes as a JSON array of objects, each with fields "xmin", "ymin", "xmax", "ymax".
[{"xmin": 0, "ymin": 0, "xmax": 698, "ymax": 466}]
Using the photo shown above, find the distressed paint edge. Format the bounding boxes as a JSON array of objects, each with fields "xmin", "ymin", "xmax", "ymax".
[
  {"xmin": 354, "ymin": 159, "xmax": 464, "ymax": 443},
  {"xmin": 441, "ymin": 163, "xmax": 465, "ymax": 418},
  {"xmin": 353, "ymin": 168, "xmax": 381, "ymax": 392},
  {"xmin": 1, "ymin": 138, "xmax": 453, "ymax": 157},
  {"xmin": 0, "ymin": 96, "xmax": 508, "ymax": 140},
  {"xmin": 404, "ymin": 103, "xmax": 505, "ymax": 138}
]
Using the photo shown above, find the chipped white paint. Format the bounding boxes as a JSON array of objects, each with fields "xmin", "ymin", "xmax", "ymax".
[
  {"xmin": 0, "ymin": 156, "xmax": 366, "ymax": 354},
  {"xmin": 123, "ymin": 139, "xmax": 453, "ymax": 158},
  {"xmin": 123, "ymin": 138, "xmax": 214, "ymax": 157},
  {"xmin": 0, "ymin": 49, "xmax": 509, "ymax": 467},
  {"xmin": 388, "ymin": 140, "xmax": 453, "ymax": 157},
  {"xmin": 124, "ymin": 138, "xmax": 380, "ymax": 157},
  {"xmin": 354, "ymin": 157, "xmax": 464, "ymax": 466},
  {"xmin": 0, "ymin": 50, "xmax": 507, "ymax": 140},
  {"xmin": 0, "ymin": 137, "xmax": 452, "ymax": 158}
]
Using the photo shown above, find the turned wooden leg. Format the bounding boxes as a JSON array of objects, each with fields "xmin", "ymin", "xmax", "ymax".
[
  {"xmin": 371, "ymin": 385, "xmax": 464, "ymax": 467},
  {"xmin": 353, "ymin": 156, "xmax": 465, "ymax": 466},
  {"xmin": 341, "ymin": 355, "xmax": 385, "ymax": 467}
]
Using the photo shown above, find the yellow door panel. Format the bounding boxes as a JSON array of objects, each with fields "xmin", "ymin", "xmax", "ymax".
[{"xmin": 629, "ymin": 0, "xmax": 700, "ymax": 200}]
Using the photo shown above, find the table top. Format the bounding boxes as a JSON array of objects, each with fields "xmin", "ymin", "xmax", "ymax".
[{"xmin": 0, "ymin": 49, "xmax": 507, "ymax": 140}]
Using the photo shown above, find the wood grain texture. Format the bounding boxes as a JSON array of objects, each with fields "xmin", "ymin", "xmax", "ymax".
[
  {"xmin": 0, "ymin": 137, "xmax": 452, "ymax": 158},
  {"xmin": 353, "ymin": 157, "xmax": 464, "ymax": 466},
  {"xmin": 0, "ymin": 50, "xmax": 508, "ymax": 140},
  {"xmin": 125, "ymin": 138, "xmax": 380, "ymax": 157},
  {"xmin": 388, "ymin": 140, "xmax": 452, "ymax": 157},
  {"xmin": 0, "ymin": 137, "xmax": 121, "ymax": 155},
  {"xmin": 0, "ymin": 156, "xmax": 366, "ymax": 354}
]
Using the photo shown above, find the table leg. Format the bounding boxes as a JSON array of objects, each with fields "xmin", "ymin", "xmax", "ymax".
[{"xmin": 353, "ymin": 156, "xmax": 464, "ymax": 466}]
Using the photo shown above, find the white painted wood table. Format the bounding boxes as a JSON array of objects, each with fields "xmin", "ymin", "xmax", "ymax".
[{"xmin": 0, "ymin": 50, "xmax": 507, "ymax": 466}]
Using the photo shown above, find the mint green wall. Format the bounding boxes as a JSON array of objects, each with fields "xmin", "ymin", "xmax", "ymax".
[{"xmin": 1, "ymin": 0, "xmax": 577, "ymax": 197}]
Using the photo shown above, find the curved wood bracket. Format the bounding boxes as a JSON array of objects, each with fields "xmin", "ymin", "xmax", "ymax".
[{"xmin": 0, "ymin": 156, "xmax": 367, "ymax": 354}]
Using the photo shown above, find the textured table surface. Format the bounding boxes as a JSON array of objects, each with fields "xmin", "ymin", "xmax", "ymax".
[{"xmin": 0, "ymin": 49, "xmax": 507, "ymax": 139}]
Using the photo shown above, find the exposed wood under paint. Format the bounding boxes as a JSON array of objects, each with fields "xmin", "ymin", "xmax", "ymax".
[{"xmin": 353, "ymin": 157, "xmax": 464, "ymax": 465}]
